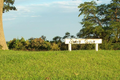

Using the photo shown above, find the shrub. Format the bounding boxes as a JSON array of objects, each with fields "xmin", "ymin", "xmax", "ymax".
[
  {"xmin": 0, "ymin": 45, "xmax": 2, "ymax": 49},
  {"xmin": 78, "ymin": 44, "xmax": 86, "ymax": 50},
  {"xmin": 29, "ymin": 38, "xmax": 51, "ymax": 51},
  {"xmin": 72, "ymin": 44, "xmax": 78, "ymax": 50},
  {"xmin": 112, "ymin": 43, "xmax": 120, "ymax": 50},
  {"xmin": 7, "ymin": 38, "xmax": 18, "ymax": 49},
  {"xmin": 51, "ymin": 43, "xmax": 60, "ymax": 51},
  {"xmin": 86, "ymin": 44, "xmax": 95, "ymax": 50},
  {"xmin": 99, "ymin": 41, "xmax": 113, "ymax": 50},
  {"xmin": 7, "ymin": 38, "xmax": 28, "ymax": 50},
  {"xmin": 60, "ymin": 43, "xmax": 68, "ymax": 50}
]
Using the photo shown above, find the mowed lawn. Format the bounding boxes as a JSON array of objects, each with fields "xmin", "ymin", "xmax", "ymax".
[{"xmin": 0, "ymin": 50, "xmax": 120, "ymax": 80}]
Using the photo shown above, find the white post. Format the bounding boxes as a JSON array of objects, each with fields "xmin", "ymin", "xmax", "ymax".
[
  {"xmin": 68, "ymin": 44, "xmax": 71, "ymax": 51},
  {"xmin": 95, "ymin": 44, "xmax": 98, "ymax": 51}
]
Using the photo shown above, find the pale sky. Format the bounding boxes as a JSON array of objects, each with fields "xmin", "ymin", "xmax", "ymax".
[{"xmin": 3, "ymin": 0, "xmax": 110, "ymax": 41}]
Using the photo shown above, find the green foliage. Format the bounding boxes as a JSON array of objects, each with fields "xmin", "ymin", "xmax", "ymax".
[
  {"xmin": 7, "ymin": 38, "xmax": 27, "ymax": 50},
  {"xmin": 0, "ymin": 50, "xmax": 120, "ymax": 79},
  {"xmin": 51, "ymin": 43, "xmax": 60, "ymax": 51},
  {"xmin": 63, "ymin": 32, "xmax": 70, "ymax": 39},
  {"xmin": 0, "ymin": 45, "xmax": 2, "ymax": 49},
  {"xmin": 72, "ymin": 44, "xmax": 78, "ymax": 50},
  {"xmin": 7, "ymin": 37, "xmax": 52, "ymax": 51},
  {"xmin": 28, "ymin": 38, "xmax": 51, "ymax": 51},
  {"xmin": 77, "ymin": 0, "xmax": 120, "ymax": 42},
  {"xmin": 100, "ymin": 41, "xmax": 113, "ymax": 50},
  {"xmin": 73, "ymin": 44, "xmax": 95, "ymax": 50},
  {"xmin": 112, "ymin": 43, "xmax": 120, "ymax": 50},
  {"xmin": 41, "ymin": 35, "xmax": 46, "ymax": 41},
  {"xmin": 78, "ymin": 1, "xmax": 97, "ymax": 17},
  {"xmin": 7, "ymin": 36, "xmax": 120, "ymax": 51},
  {"xmin": 3, "ymin": 0, "xmax": 17, "ymax": 13},
  {"xmin": 60, "ymin": 43, "xmax": 68, "ymax": 50}
]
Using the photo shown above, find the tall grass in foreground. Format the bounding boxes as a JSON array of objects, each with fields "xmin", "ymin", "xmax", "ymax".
[{"xmin": 0, "ymin": 50, "xmax": 120, "ymax": 80}]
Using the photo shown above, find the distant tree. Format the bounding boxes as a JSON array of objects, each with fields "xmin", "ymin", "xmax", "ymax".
[
  {"xmin": 53, "ymin": 36, "xmax": 62, "ymax": 43},
  {"xmin": 41, "ymin": 35, "xmax": 46, "ymax": 41},
  {"xmin": 0, "ymin": 0, "xmax": 16, "ymax": 50},
  {"xmin": 63, "ymin": 32, "xmax": 76, "ymax": 39},
  {"xmin": 28, "ymin": 37, "xmax": 35, "ymax": 41},
  {"xmin": 71, "ymin": 35, "xmax": 76, "ymax": 38},
  {"xmin": 63, "ymin": 32, "xmax": 70, "ymax": 39}
]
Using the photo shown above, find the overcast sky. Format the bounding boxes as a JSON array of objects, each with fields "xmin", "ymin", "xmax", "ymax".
[{"xmin": 3, "ymin": 0, "xmax": 110, "ymax": 41}]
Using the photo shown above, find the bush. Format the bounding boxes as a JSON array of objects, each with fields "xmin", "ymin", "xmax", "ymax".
[
  {"xmin": 7, "ymin": 37, "xmax": 53, "ymax": 51},
  {"xmin": 112, "ymin": 43, "xmax": 120, "ymax": 50},
  {"xmin": 60, "ymin": 43, "xmax": 68, "ymax": 50},
  {"xmin": 29, "ymin": 38, "xmax": 51, "ymax": 51},
  {"xmin": 51, "ymin": 43, "xmax": 60, "ymax": 51},
  {"xmin": 7, "ymin": 38, "xmax": 28, "ymax": 50},
  {"xmin": 99, "ymin": 41, "xmax": 113, "ymax": 50},
  {"xmin": 0, "ymin": 45, "xmax": 2, "ymax": 49},
  {"xmin": 72, "ymin": 44, "xmax": 78, "ymax": 50},
  {"xmin": 78, "ymin": 44, "xmax": 86, "ymax": 50},
  {"xmin": 86, "ymin": 44, "xmax": 95, "ymax": 50}
]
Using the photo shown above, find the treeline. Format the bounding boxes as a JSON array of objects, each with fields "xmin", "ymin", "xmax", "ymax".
[
  {"xmin": 4, "ymin": 31, "xmax": 120, "ymax": 51},
  {"xmin": 5, "ymin": 32, "xmax": 77, "ymax": 51},
  {"xmin": 0, "ymin": 33, "xmax": 120, "ymax": 51}
]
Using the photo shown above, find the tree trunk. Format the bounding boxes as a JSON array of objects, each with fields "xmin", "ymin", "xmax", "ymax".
[{"xmin": 0, "ymin": 0, "xmax": 8, "ymax": 50}]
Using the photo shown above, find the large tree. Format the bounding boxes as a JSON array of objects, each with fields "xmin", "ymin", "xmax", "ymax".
[
  {"xmin": 77, "ymin": 0, "xmax": 120, "ymax": 42},
  {"xmin": 0, "ymin": 0, "xmax": 16, "ymax": 50},
  {"xmin": 108, "ymin": 0, "xmax": 120, "ymax": 41}
]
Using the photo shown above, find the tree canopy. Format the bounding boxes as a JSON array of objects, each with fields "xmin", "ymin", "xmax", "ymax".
[
  {"xmin": 77, "ymin": 0, "xmax": 120, "ymax": 42},
  {"xmin": 3, "ymin": 0, "xmax": 16, "ymax": 13}
]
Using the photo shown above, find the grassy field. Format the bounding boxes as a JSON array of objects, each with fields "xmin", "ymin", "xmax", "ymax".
[{"xmin": 0, "ymin": 50, "xmax": 120, "ymax": 80}]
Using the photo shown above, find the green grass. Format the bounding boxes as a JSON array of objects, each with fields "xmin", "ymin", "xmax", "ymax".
[{"xmin": 0, "ymin": 50, "xmax": 120, "ymax": 80}]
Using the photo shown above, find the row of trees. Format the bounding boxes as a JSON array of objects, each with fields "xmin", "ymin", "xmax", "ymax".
[
  {"xmin": 5, "ymin": 32, "xmax": 72, "ymax": 51},
  {"xmin": 2, "ymin": 31, "xmax": 120, "ymax": 51},
  {"xmin": 7, "ymin": 37, "xmax": 59, "ymax": 51}
]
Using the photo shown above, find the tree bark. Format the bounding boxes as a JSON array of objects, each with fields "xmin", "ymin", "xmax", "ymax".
[{"xmin": 0, "ymin": 0, "xmax": 8, "ymax": 50}]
